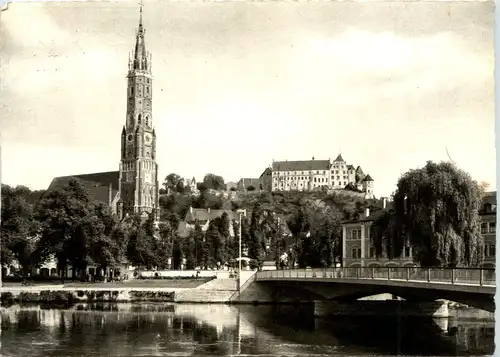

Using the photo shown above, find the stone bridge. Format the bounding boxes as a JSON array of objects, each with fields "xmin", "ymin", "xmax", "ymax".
[{"xmin": 234, "ymin": 267, "xmax": 496, "ymax": 313}]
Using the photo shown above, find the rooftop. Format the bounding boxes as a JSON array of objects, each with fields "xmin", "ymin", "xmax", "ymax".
[
  {"xmin": 272, "ymin": 160, "xmax": 330, "ymax": 172},
  {"xmin": 45, "ymin": 171, "xmax": 119, "ymax": 203}
]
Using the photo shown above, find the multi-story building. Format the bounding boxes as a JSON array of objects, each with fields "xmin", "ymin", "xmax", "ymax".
[
  {"xmin": 479, "ymin": 191, "xmax": 496, "ymax": 268},
  {"xmin": 271, "ymin": 154, "xmax": 374, "ymax": 198},
  {"xmin": 342, "ymin": 192, "xmax": 497, "ymax": 268},
  {"xmin": 341, "ymin": 199, "xmax": 415, "ymax": 268}
]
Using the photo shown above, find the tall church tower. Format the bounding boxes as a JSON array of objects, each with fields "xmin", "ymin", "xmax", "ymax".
[{"xmin": 118, "ymin": 4, "xmax": 160, "ymax": 220}]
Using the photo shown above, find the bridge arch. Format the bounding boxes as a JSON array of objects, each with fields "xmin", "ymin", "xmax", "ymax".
[
  {"xmin": 384, "ymin": 262, "xmax": 399, "ymax": 268},
  {"xmin": 252, "ymin": 268, "xmax": 495, "ymax": 312},
  {"xmin": 366, "ymin": 262, "xmax": 382, "ymax": 268},
  {"xmin": 403, "ymin": 261, "xmax": 416, "ymax": 266}
]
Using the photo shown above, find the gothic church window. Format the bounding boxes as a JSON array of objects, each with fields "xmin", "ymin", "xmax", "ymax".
[{"xmin": 138, "ymin": 114, "xmax": 142, "ymax": 124}]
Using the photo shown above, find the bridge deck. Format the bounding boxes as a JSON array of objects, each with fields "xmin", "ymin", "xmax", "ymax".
[{"xmin": 255, "ymin": 267, "xmax": 496, "ymax": 294}]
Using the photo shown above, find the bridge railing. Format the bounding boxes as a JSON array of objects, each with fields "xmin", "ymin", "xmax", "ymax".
[{"xmin": 256, "ymin": 267, "xmax": 496, "ymax": 286}]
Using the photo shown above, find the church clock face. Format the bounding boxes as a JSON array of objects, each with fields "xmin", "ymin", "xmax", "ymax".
[
  {"xmin": 144, "ymin": 134, "xmax": 152, "ymax": 144},
  {"xmin": 127, "ymin": 134, "xmax": 134, "ymax": 142}
]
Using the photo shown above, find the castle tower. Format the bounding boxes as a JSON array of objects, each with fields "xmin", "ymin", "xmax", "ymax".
[
  {"xmin": 118, "ymin": 4, "xmax": 160, "ymax": 220},
  {"xmin": 362, "ymin": 174, "xmax": 374, "ymax": 199}
]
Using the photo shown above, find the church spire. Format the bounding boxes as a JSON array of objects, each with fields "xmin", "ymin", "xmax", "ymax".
[
  {"xmin": 139, "ymin": 0, "xmax": 143, "ymax": 28},
  {"xmin": 131, "ymin": 0, "xmax": 150, "ymax": 73}
]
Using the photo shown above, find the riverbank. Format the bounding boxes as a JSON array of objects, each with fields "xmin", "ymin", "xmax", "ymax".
[{"xmin": 0, "ymin": 277, "xmax": 240, "ymax": 305}]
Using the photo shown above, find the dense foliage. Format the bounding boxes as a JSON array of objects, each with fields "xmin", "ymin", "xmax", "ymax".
[
  {"xmin": 371, "ymin": 161, "xmax": 484, "ymax": 267},
  {"xmin": 2, "ymin": 171, "xmax": 382, "ymax": 278}
]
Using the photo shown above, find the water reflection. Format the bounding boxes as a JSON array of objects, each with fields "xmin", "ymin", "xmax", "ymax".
[{"xmin": 0, "ymin": 303, "xmax": 494, "ymax": 356}]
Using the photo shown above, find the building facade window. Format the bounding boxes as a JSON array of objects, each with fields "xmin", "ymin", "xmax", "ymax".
[
  {"xmin": 481, "ymin": 223, "xmax": 488, "ymax": 234},
  {"xmin": 369, "ymin": 247, "xmax": 375, "ymax": 258},
  {"xmin": 351, "ymin": 229, "xmax": 362, "ymax": 239},
  {"xmin": 351, "ymin": 248, "xmax": 362, "ymax": 259},
  {"xmin": 490, "ymin": 222, "xmax": 496, "ymax": 233}
]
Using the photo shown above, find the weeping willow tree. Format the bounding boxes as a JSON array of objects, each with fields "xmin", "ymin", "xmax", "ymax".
[{"xmin": 371, "ymin": 161, "xmax": 484, "ymax": 267}]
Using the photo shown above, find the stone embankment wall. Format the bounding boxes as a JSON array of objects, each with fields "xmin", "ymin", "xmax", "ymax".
[
  {"xmin": 0, "ymin": 277, "xmax": 245, "ymax": 305},
  {"xmin": 1, "ymin": 289, "xmax": 176, "ymax": 305}
]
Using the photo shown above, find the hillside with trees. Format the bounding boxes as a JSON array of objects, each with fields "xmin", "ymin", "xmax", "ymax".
[{"xmin": 158, "ymin": 172, "xmax": 386, "ymax": 269}]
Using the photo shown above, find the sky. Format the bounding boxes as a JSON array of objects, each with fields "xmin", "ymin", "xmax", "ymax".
[{"xmin": 0, "ymin": 0, "xmax": 495, "ymax": 197}]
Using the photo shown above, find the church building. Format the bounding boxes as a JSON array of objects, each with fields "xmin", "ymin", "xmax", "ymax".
[{"xmin": 45, "ymin": 6, "xmax": 160, "ymax": 221}]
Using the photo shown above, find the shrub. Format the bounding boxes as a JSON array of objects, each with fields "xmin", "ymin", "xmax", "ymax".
[
  {"xmin": 0, "ymin": 292, "xmax": 14, "ymax": 305},
  {"xmin": 129, "ymin": 291, "xmax": 175, "ymax": 302},
  {"xmin": 18, "ymin": 292, "xmax": 39, "ymax": 303}
]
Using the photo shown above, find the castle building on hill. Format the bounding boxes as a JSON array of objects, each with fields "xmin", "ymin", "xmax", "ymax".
[
  {"xmin": 271, "ymin": 154, "xmax": 374, "ymax": 199},
  {"xmin": 45, "ymin": 6, "xmax": 159, "ymax": 221}
]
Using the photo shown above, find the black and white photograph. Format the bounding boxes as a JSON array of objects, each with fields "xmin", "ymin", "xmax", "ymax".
[{"xmin": 0, "ymin": 0, "xmax": 496, "ymax": 355}]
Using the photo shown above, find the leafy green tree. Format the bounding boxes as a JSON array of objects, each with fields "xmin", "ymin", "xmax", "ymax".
[
  {"xmin": 126, "ymin": 214, "xmax": 157, "ymax": 270},
  {"xmin": 285, "ymin": 204, "xmax": 343, "ymax": 268},
  {"xmin": 204, "ymin": 221, "xmax": 219, "ymax": 268},
  {"xmin": 184, "ymin": 232, "xmax": 196, "ymax": 270},
  {"xmin": 228, "ymin": 219, "xmax": 240, "ymax": 261},
  {"xmin": 248, "ymin": 206, "xmax": 266, "ymax": 270},
  {"xmin": 35, "ymin": 180, "xmax": 96, "ymax": 280},
  {"xmin": 172, "ymin": 237, "xmax": 183, "ymax": 269},
  {"xmin": 163, "ymin": 173, "xmax": 182, "ymax": 193},
  {"xmin": 203, "ymin": 174, "xmax": 226, "ymax": 191},
  {"xmin": 195, "ymin": 191, "xmax": 223, "ymax": 210},
  {"xmin": 216, "ymin": 212, "xmax": 231, "ymax": 264},
  {"xmin": 371, "ymin": 161, "xmax": 484, "ymax": 267},
  {"xmin": 159, "ymin": 193, "xmax": 193, "ymax": 219},
  {"xmin": 192, "ymin": 221, "xmax": 204, "ymax": 268},
  {"xmin": 307, "ymin": 206, "xmax": 342, "ymax": 267},
  {"xmin": 287, "ymin": 207, "xmax": 310, "ymax": 268},
  {"xmin": 1, "ymin": 185, "xmax": 40, "ymax": 276},
  {"xmin": 156, "ymin": 221, "xmax": 174, "ymax": 269}
]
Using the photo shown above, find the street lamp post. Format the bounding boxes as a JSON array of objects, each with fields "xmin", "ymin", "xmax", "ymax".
[{"xmin": 237, "ymin": 209, "xmax": 246, "ymax": 295}]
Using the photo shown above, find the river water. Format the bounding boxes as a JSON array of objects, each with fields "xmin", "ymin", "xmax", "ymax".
[{"xmin": 0, "ymin": 303, "xmax": 494, "ymax": 356}]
